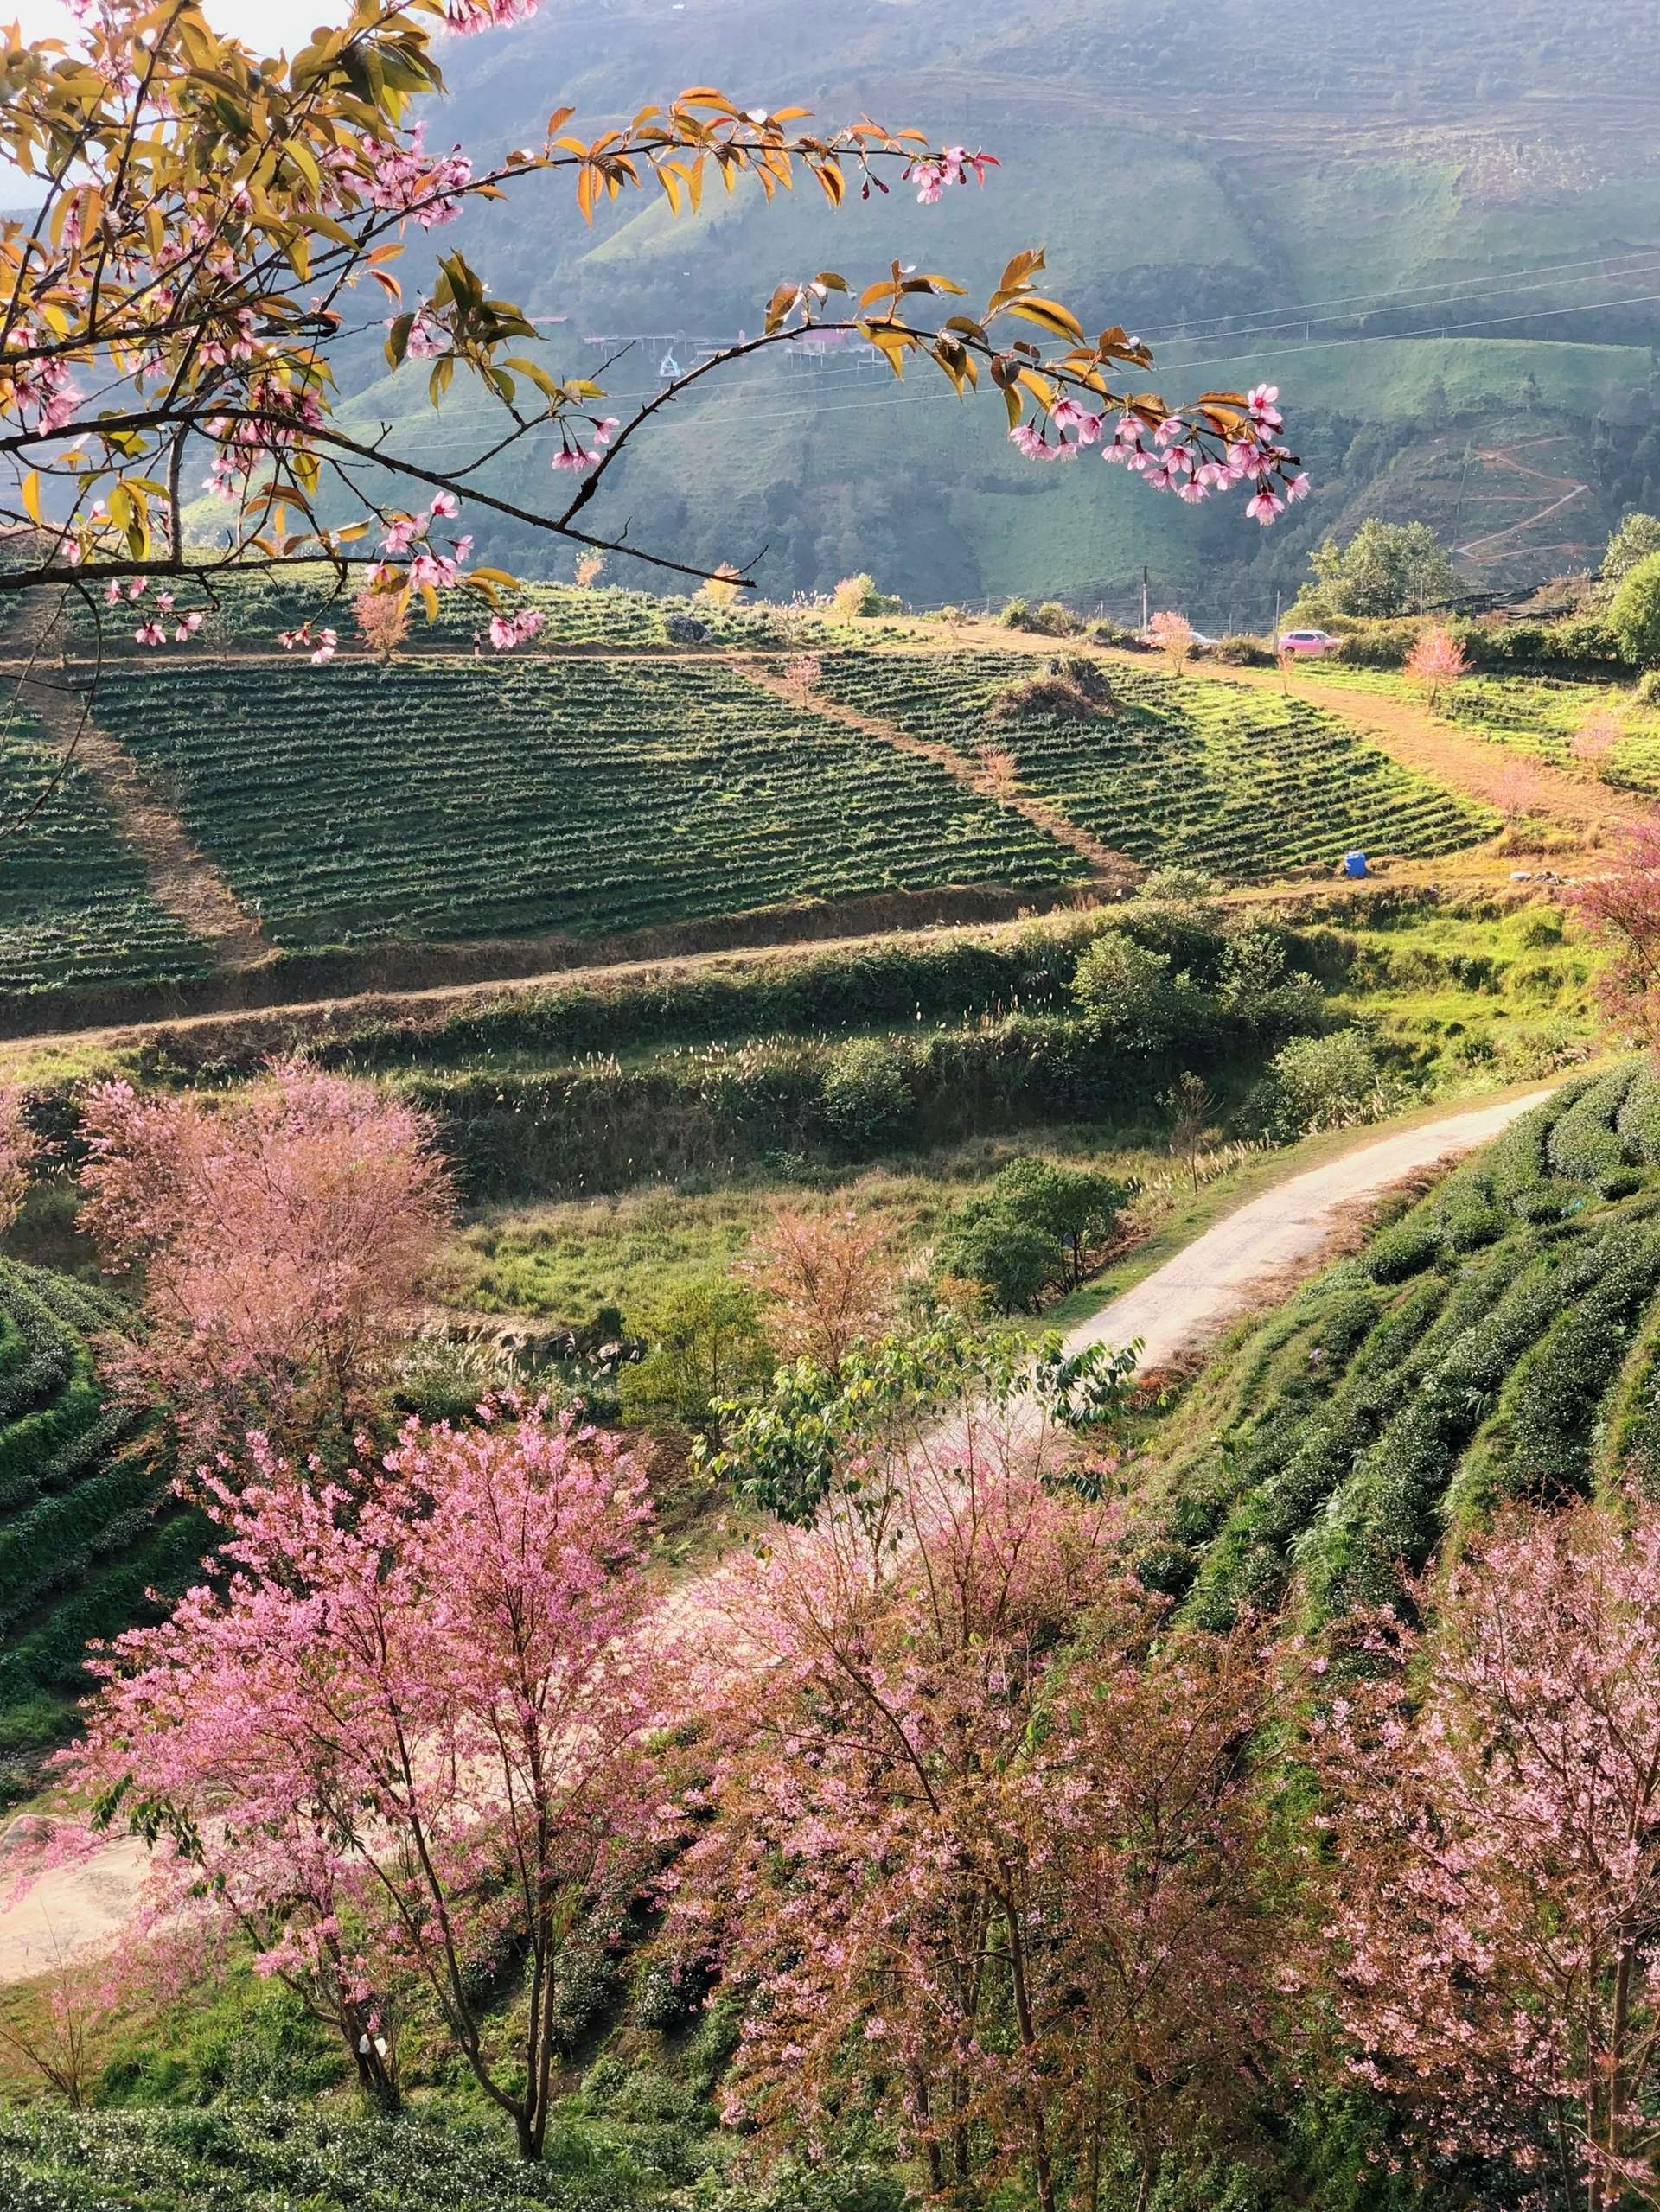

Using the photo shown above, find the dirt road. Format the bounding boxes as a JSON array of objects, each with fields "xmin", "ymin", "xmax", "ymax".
[
  {"xmin": 1064, "ymin": 1081, "xmax": 1566, "ymax": 1372},
  {"xmin": 0, "ymin": 1079, "xmax": 1569, "ymax": 1987}
]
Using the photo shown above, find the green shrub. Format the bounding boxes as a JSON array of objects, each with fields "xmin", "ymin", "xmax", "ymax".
[
  {"xmin": 616, "ymin": 1274, "xmax": 773, "ymax": 1438},
  {"xmin": 1267, "ymin": 1029, "xmax": 1387, "ymax": 1135},
  {"xmin": 998, "ymin": 596, "xmax": 1031, "ymax": 628},
  {"xmin": 1072, "ymin": 933, "xmax": 1209, "ymax": 1053},
  {"xmin": 1211, "ymin": 634, "xmax": 1275, "ymax": 666},
  {"xmin": 934, "ymin": 1206, "xmax": 1055, "ymax": 1311},
  {"xmin": 1031, "ymin": 599, "xmax": 1081, "ymax": 636},
  {"xmin": 820, "ymin": 1037, "xmax": 915, "ymax": 1153},
  {"xmin": 1611, "ymin": 551, "xmax": 1660, "ymax": 666}
]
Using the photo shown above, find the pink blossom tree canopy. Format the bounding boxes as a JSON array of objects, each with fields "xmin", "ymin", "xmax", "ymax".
[
  {"xmin": 67, "ymin": 1401, "xmax": 671, "ymax": 2155},
  {"xmin": 673, "ymin": 1436, "xmax": 1272, "ymax": 2212},
  {"xmin": 1309, "ymin": 1505, "xmax": 1660, "ymax": 2210},
  {"xmin": 77, "ymin": 1060, "xmax": 454, "ymax": 1457}
]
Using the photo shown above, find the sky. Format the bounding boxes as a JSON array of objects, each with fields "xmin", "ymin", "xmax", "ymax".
[{"xmin": 12, "ymin": 1, "xmax": 349, "ymax": 49}]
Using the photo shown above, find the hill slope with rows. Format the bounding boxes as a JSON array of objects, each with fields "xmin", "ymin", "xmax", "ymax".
[
  {"xmin": 87, "ymin": 651, "xmax": 1087, "ymax": 953},
  {"xmin": 815, "ymin": 648, "xmax": 1497, "ymax": 878},
  {"xmin": 0, "ymin": 714, "xmax": 213, "ymax": 1002},
  {"xmin": 1139, "ymin": 1064, "xmax": 1660, "ymax": 1628},
  {"xmin": 0, "ymin": 1264, "xmax": 201, "ymax": 1769}
]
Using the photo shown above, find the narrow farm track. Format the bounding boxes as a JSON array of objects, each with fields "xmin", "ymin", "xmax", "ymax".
[
  {"xmin": 17, "ymin": 665, "xmax": 274, "ymax": 971},
  {"xmin": 0, "ymin": 1075, "xmax": 1575, "ymax": 1987},
  {"xmin": 733, "ymin": 656, "xmax": 1140, "ymax": 888},
  {"xmin": 1066, "ymin": 1081, "xmax": 1568, "ymax": 1374},
  {"xmin": 1126, "ymin": 656, "xmax": 1647, "ymax": 838}
]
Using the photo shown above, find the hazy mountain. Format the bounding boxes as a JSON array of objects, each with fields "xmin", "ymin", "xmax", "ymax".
[{"xmin": 335, "ymin": 0, "xmax": 1660, "ymax": 616}]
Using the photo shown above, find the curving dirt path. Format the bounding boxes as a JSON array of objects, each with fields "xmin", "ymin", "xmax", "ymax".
[
  {"xmin": 0, "ymin": 1077, "xmax": 1573, "ymax": 1989},
  {"xmin": 1064, "ymin": 1080, "xmax": 1568, "ymax": 1373}
]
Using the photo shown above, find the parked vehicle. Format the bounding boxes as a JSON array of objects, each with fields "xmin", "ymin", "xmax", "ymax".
[{"xmin": 1277, "ymin": 628, "xmax": 1339, "ymax": 657}]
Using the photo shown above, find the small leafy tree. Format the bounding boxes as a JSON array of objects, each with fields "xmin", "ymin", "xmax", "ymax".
[
  {"xmin": 940, "ymin": 1157, "xmax": 1134, "ymax": 1304},
  {"xmin": 1268, "ymin": 1028, "xmax": 1387, "ymax": 1134},
  {"xmin": 820, "ymin": 1037, "xmax": 914, "ymax": 1153},
  {"xmin": 1306, "ymin": 520, "xmax": 1462, "ymax": 619},
  {"xmin": 1162, "ymin": 1071, "xmax": 1219, "ymax": 1196},
  {"xmin": 617, "ymin": 1274, "xmax": 773, "ymax": 1441},
  {"xmin": 739, "ymin": 1203, "xmax": 898, "ymax": 1370},
  {"xmin": 1603, "ymin": 512, "xmax": 1660, "ymax": 588},
  {"xmin": 77, "ymin": 1061, "xmax": 453, "ymax": 1458},
  {"xmin": 706, "ymin": 1312, "xmax": 1140, "ymax": 1527},
  {"xmin": 1612, "ymin": 552, "xmax": 1660, "ymax": 668},
  {"xmin": 1403, "ymin": 621, "xmax": 1469, "ymax": 708},
  {"xmin": 935, "ymin": 1204, "xmax": 1057, "ymax": 1312},
  {"xmin": 68, "ymin": 1405, "xmax": 670, "ymax": 2158},
  {"xmin": 1072, "ymin": 932, "xmax": 1207, "ymax": 1054}
]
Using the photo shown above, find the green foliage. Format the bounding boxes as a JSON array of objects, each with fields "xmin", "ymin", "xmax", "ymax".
[
  {"xmin": 1604, "ymin": 512, "xmax": 1660, "ymax": 586},
  {"xmin": 91, "ymin": 653, "xmax": 1080, "ymax": 955},
  {"xmin": 814, "ymin": 648, "xmax": 1491, "ymax": 882},
  {"xmin": 1307, "ymin": 520, "xmax": 1462, "ymax": 620},
  {"xmin": 616, "ymin": 1274, "xmax": 773, "ymax": 1439},
  {"xmin": 707, "ymin": 1319, "xmax": 1140, "ymax": 1524},
  {"xmin": 0, "ymin": 716, "xmax": 212, "ymax": 998},
  {"xmin": 1267, "ymin": 1030, "xmax": 1388, "ymax": 1135},
  {"xmin": 819, "ymin": 1039, "xmax": 914, "ymax": 1155},
  {"xmin": 1073, "ymin": 933, "xmax": 1206, "ymax": 1054},
  {"xmin": 0, "ymin": 1261, "xmax": 199, "ymax": 1757},
  {"xmin": 1145, "ymin": 1067, "xmax": 1660, "ymax": 1629},
  {"xmin": 937, "ymin": 1154, "xmax": 1134, "ymax": 1305},
  {"xmin": 1610, "ymin": 551, "xmax": 1660, "ymax": 668},
  {"xmin": 0, "ymin": 2105, "xmax": 635, "ymax": 2211}
]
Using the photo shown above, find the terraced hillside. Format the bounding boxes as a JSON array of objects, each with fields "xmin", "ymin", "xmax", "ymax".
[
  {"xmin": 815, "ymin": 649, "xmax": 1497, "ymax": 877},
  {"xmin": 0, "ymin": 1265, "xmax": 200, "ymax": 1763},
  {"xmin": 1140, "ymin": 1065, "xmax": 1660, "ymax": 1629},
  {"xmin": 0, "ymin": 606, "xmax": 1512, "ymax": 1021},
  {"xmin": 90, "ymin": 653, "xmax": 1085, "ymax": 951},
  {"xmin": 0, "ymin": 714, "xmax": 213, "ymax": 1000}
]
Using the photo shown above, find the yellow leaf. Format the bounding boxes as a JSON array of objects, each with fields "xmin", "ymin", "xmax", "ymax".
[
  {"xmin": 419, "ymin": 582, "xmax": 439, "ymax": 625},
  {"xmin": 1006, "ymin": 296, "xmax": 1085, "ymax": 343},
  {"xmin": 20, "ymin": 471, "xmax": 42, "ymax": 527}
]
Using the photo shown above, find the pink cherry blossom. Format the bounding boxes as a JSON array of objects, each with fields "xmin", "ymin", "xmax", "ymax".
[{"xmin": 133, "ymin": 619, "xmax": 165, "ymax": 645}]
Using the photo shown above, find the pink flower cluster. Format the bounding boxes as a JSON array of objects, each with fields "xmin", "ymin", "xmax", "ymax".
[
  {"xmin": 105, "ymin": 577, "xmax": 203, "ymax": 645},
  {"xmin": 1013, "ymin": 381, "xmax": 1309, "ymax": 524},
  {"xmin": 443, "ymin": 0, "xmax": 541, "ymax": 28},
  {"xmin": 3, "ymin": 327, "xmax": 81, "ymax": 435},
  {"xmin": 906, "ymin": 146, "xmax": 998, "ymax": 204},
  {"xmin": 487, "ymin": 608, "xmax": 545, "ymax": 650},
  {"xmin": 358, "ymin": 124, "xmax": 473, "ymax": 231},
  {"xmin": 551, "ymin": 414, "xmax": 622, "ymax": 474},
  {"xmin": 201, "ymin": 377, "xmax": 325, "ymax": 502},
  {"xmin": 278, "ymin": 622, "xmax": 338, "ymax": 666}
]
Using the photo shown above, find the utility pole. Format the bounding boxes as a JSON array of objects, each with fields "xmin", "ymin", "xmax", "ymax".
[
  {"xmin": 1274, "ymin": 587, "xmax": 1281, "ymax": 644},
  {"xmin": 1141, "ymin": 564, "xmax": 1150, "ymax": 632}
]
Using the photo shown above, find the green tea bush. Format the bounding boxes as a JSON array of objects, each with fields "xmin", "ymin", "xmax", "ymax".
[{"xmin": 0, "ymin": 2106, "xmax": 633, "ymax": 2212}]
